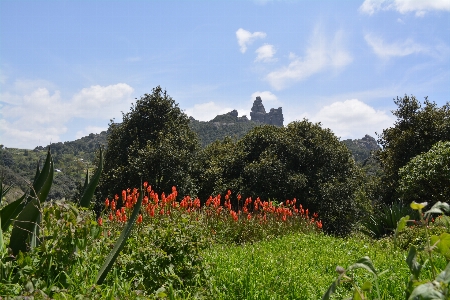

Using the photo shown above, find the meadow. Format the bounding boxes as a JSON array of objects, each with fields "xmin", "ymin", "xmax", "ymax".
[{"xmin": 2, "ymin": 176, "xmax": 449, "ymax": 299}]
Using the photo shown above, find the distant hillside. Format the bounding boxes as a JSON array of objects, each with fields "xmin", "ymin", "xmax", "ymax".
[
  {"xmin": 189, "ymin": 110, "xmax": 262, "ymax": 147},
  {"xmin": 342, "ymin": 134, "xmax": 382, "ymax": 176},
  {"xmin": 1, "ymin": 132, "xmax": 107, "ymax": 203},
  {"xmin": 1, "ymin": 111, "xmax": 382, "ymax": 203}
]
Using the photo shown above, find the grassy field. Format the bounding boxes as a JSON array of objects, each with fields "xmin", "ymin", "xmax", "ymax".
[{"xmin": 204, "ymin": 232, "xmax": 408, "ymax": 299}]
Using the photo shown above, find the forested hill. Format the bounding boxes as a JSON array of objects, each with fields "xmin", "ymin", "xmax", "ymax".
[
  {"xmin": 1, "ymin": 115, "xmax": 379, "ymax": 202},
  {"xmin": 189, "ymin": 112, "xmax": 262, "ymax": 147}
]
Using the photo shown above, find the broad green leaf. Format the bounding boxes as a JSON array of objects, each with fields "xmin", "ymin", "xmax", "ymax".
[
  {"xmin": 96, "ymin": 186, "xmax": 143, "ymax": 284},
  {"xmin": 436, "ymin": 262, "xmax": 450, "ymax": 284},
  {"xmin": 411, "ymin": 201, "xmax": 428, "ymax": 211},
  {"xmin": 353, "ymin": 288, "xmax": 364, "ymax": 300},
  {"xmin": 0, "ymin": 194, "xmax": 26, "ymax": 232},
  {"xmin": 9, "ymin": 198, "xmax": 41, "ymax": 255},
  {"xmin": 396, "ymin": 215, "xmax": 410, "ymax": 233},
  {"xmin": 430, "ymin": 233, "xmax": 450, "ymax": 260},
  {"xmin": 322, "ymin": 280, "xmax": 338, "ymax": 300},
  {"xmin": 31, "ymin": 148, "xmax": 52, "ymax": 201},
  {"xmin": 406, "ymin": 246, "xmax": 422, "ymax": 279},
  {"xmin": 79, "ymin": 148, "xmax": 103, "ymax": 208},
  {"xmin": 425, "ymin": 202, "xmax": 450, "ymax": 218},
  {"xmin": 348, "ymin": 256, "xmax": 377, "ymax": 275},
  {"xmin": 408, "ymin": 282, "xmax": 444, "ymax": 300},
  {"xmin": 361, "ymin": 281, "xmax": 372, "ymax": 292},
  {"xmin": 394, "ymin": 215, "xmax": 410, "ymax": 247}
]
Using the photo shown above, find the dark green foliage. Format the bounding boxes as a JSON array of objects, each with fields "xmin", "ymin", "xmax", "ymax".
[
  {"xmin": 9, "ymin": 148, "xmax": 54, "ymax": 255},
  {"xmin": 99, "ymin": 86, "xmax": 199, "ymax": 201},
  {"xmin": 189, "ymin": 117, "xmax": 261, "ymax": 148},
  {"xmin": 361, "ymin": 201, "xmax": 416, "ymax": 238},
  {"xmin": 376, "ymin": 95, "xmax": 450, "ymax": 204},
  {"xmin": 398, "ymin": 141, "xmax": 450, "ymax": 206},
  {"xmin": 194, "ymin": 120, "xmax": 365, "ymax": 235}
]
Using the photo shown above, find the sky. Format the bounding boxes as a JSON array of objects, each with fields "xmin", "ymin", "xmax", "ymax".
[{"xmin": 0, "ymin": 0, "xmax": 449, "ymax": 149}]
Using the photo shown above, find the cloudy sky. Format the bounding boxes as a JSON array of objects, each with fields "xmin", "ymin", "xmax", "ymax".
[{"xmin": 1, "ymin": 0, "xmax": 449, "ymax": 149}]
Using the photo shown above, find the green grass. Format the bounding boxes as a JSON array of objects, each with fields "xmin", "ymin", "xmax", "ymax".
[{"xmin": 204, "ymin": 232, "xmax": 408, "ymax": 299}]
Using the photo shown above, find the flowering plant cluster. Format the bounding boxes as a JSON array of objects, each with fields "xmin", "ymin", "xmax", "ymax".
[{"xmin": 99, "ymin": 182, "xmax": 322, "ymax": 242}]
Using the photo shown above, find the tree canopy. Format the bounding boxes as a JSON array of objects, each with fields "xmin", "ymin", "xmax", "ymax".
[
  {"xmin": 194, "ymin": 120, "xmax": 364, "ymax": 235},
  {"xmin": 376, "ymin": 95, "xmax": 450, "ymax": 204},
  {"xmin": 99, "ymin": 86, "xmax": 199, "ymax": 202}
]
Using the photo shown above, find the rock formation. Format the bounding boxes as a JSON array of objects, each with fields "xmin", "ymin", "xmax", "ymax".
[{"xmin": 250, "ymin": 96, "xmax": 284, "ymax": 126}]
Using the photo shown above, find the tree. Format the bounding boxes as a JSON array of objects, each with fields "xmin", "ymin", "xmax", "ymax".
[
  {"xmin": 194, "ymin": 120, "xmax": 366, "ymax": 235},
  {"xmin": 398, "ymin": 141, "xmax": 450, "ymax": 205},
  {"xmin": 376, "ymin": 95, "xmax": 450, "ymax": 204},
  {"xmin": 99, "ymin": 86, "xmax": 199, "ymax": 203}
]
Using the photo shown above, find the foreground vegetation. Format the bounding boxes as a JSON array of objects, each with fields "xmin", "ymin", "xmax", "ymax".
[{"xmin": 1, "ymin": 88, "xmax": 450, "ymax": 298}]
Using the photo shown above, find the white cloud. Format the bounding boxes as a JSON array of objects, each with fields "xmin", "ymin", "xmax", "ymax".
[
  {"xmin": 266, "ymin": 28, "xmax": 352, "ymax": 90},
  {"xmin": 310, "ymin": 99, "xmax": 395, "ymax": 139},
  {"xmin": 255, "ymin": 44, "xmax": 277, "ymax": 62},
  {"xmin": 71, "ymin": 83, "xmax": 134, "ymax": 118},
  {"xmin": 185, "ymin": 101, "xmax": 234, "ymax": 121},
  {"xmin": 236, "ymin": 28, "xmax": 267, "ymax": 53},
  {"xmin": 250, "ymin": 91, "xmax": 279, "ymax": 104},
  {"xmin": 0, "ymin": 82, "xmax": 134, "ymax": 149},
  {"xmin": 75, "ymin": 126, "xmax": 108, "ymax": 139},
  {"xmin": 364, "ymin": 34, "xmax": 429, "ymax": 59},
  {"xmin": 360, "ymin": 0, "xmax": 450, "ymax": 16}
]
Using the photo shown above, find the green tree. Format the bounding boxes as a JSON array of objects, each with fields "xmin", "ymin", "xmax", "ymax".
[
  {"xmin": 194, "ymin": 121, "xmax": 365, "ymax": 235},
  {"xmin": 99, "ymin": 86, "xmax": 199, "ymax": 202},
  {"xmin": 376, "ymin": 95, "xmax": 450, "ymax": 204},
  {"xmin": 398, "ymin": 141, "xmax": 450, "ymax": 205}
]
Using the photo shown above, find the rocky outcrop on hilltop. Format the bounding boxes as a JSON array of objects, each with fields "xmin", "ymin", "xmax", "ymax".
[{"xmin": 250, "ymin": 96, "xmax": 283, "ymax": 126}]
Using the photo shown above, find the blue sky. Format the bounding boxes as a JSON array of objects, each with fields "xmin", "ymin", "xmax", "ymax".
[{"xmin": 1, "ymin": 0, "xmax": 449, "ymax": 149}]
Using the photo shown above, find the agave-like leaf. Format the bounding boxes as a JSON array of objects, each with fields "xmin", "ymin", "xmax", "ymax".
[
  {"xmin": 96, "ymin": 187, "xmax": 142, "ymax": 284},
  {"xmin": 79, "ymin": 148, "xmax": 103, "ymax": 208},
  {"xmin": 0, "ymin": 194, "xmax": 26, "ymax": 232},
  {"xmin": 9, "ymin": 149, "xmax": 54, "ymax": 255},
  {"xmin": 9, "ymin": 198, "xmax": 41, "ymax": 255},
  {"xmin": 31, "ymin": 148, "xmax": 52, "ymax": 201}
]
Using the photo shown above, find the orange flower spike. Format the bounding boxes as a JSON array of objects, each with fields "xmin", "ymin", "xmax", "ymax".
[
  {"xmin": 111, "ymin": 200, "xmax": 116, "ymax": 211},
  {"xmin": 122, "ymin": 214, "xmax": 127, "ymax": 222},
  {"xmin": 172, "ymin": 186, "xmax": 177, "ymax": 197},
  {"xmin": 121, "ymin": 207, "xmax": 126, "ymax": 214},
  {"xmin": 305, "ymin": 209, "xmax": 309, "ymax": 216},
  {"xmin": 98, "ymin": 217, "xmax": 103, "ymax": 226},
  {"xmin": 116, "ymin": 209, "xmax": 121, "ymax": 217},
  {"xmin": 147, "ymin": 186, "xmax": 152, "ymax": 193},
  {"xmin": 104, "ymin": 198, "xmax": 110, "ymax": 208},
  {"xmin": 247, "ymin": 213, "xmax": 252, "ymax": 221},
  {"xmin": 114, "ymin": 194, "xmax": 119, "ymax": 201},
  {"xmin": 237, "ymin": 194, "xmax": 241, "ymax": 201},
  {"xmin": 122, "ymin": 190, "xmax": 127, "ymax": 201},
  {"xmin": 108, "ymin": 213, "xmax": 114, "ymax": 221},
  {"xmin": 127, "ymin": 188, "xmax": 131, "ymax": 194},
  {"xmin": 137, "ymin": 214, "xmax": 143, "ymax": 224},
  {"xmin": 143, "ymin": 182, "xmax": 148, "ymax": 189},
  {"xmin": 143, "ymin": 196, "xmax": 149, "ymax": 205}
]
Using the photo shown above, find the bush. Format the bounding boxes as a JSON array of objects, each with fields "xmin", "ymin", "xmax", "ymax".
[{"xmin": 398, "ymin": 141, "xmax": 450, "ymax": 206}]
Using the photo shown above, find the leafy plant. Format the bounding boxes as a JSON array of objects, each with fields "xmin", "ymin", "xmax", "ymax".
[
  {"xmin": 361, "ymin": 201, "xmax": 415, "ymax": 238},
  {"xmin": 324, "ymin": 201, "xmax": 450, "ymax": 299}
]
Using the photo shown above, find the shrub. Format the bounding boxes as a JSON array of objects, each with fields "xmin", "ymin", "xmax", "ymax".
[{"xmin": 398, "ymin": 141, "xmax": 450, "ymax": 206}]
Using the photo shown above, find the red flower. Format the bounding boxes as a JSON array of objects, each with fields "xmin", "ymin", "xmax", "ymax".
[
  {"xmin": 104, "ymin": 198, "xmax": 110, "ymax": 208},
  {"xmin": 137, "ymin": 214, "xmax": 143, "ymax": 224},
  {"xmin": 97, "ymin": 217, "xmax": 103, "ymax": 226}
]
